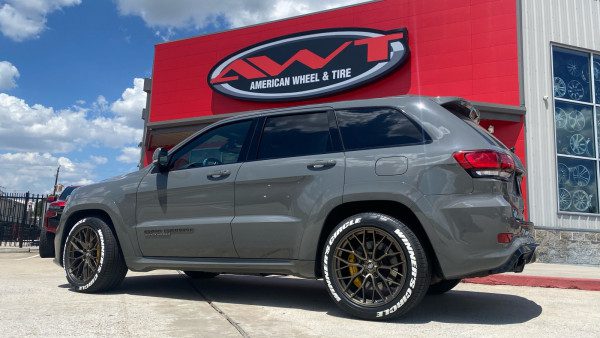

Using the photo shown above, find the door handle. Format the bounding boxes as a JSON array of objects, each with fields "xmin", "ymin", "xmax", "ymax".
[
  {"xmin": 307, "ymin": 160, "xmax": 337, "ymax": 171},
  {"xmin": 207, "ymin": 170, "xmax": 231, "ymax": 180}
]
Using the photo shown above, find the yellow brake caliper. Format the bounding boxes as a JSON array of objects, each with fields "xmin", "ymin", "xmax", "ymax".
[
  {"xmin": 95, "ymin": 241, "xmax": 101, "ymax": 266},
  {"xmin": 348, "ymin": 253, "xmax": 362, "ymax": 288}
]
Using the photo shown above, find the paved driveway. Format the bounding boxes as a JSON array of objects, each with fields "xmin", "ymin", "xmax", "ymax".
[{"xmin": 1, "ymin": 252, "xmax": 599, "ymax": 337}]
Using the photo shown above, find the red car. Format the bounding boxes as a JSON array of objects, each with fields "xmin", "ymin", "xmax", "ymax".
[{"xmin": 39, "ymin": 186, "xmax": 79, "ymax": 258}]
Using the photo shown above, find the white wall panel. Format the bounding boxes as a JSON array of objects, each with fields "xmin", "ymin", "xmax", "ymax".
[{"xmin": 521, "ymin": 0, "xmax": 600, "ymax": 230}]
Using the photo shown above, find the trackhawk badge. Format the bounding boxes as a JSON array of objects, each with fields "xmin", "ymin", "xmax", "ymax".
[{"xmin": 208, "ymin": 28, "xmax": 410, "ymax": 101}]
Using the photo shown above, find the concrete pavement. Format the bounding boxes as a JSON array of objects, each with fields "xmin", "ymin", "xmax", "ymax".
[{"xmin": 1, "ymin": 252, "xmax": 600, "ymax": 337}]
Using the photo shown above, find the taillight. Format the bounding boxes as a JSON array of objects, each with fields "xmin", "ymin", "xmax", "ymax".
[{"xmin": 453, "ymin": 150, "xmax": 515, "ymax": 180}]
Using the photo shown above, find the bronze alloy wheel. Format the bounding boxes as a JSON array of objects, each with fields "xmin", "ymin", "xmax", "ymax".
[
  {"xmin": 333, "ymin": 227, "xmax": 408, "ymax": 307},
  {"xmin": 65, "ymin": 225, "xmax": 101, "ymax": 284}
]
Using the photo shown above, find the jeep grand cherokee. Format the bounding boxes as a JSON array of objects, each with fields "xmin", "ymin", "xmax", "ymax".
[{"xmin": 53, "ymin": 96, "xmax": 536, "ymax": 320}]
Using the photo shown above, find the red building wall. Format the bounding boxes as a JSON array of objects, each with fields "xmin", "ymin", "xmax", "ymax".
[
  {"xmin": 150, "ymin": 0, "xmax": 521, "ymax": 122},
  {"xmin": 148, "ymin": 0, "xmax": 526, "ymax": 215}
]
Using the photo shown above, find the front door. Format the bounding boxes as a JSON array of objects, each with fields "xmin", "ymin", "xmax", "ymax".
[{"xmin": 136, "ymin": 119, "xmax": 255, "ymax": 258}]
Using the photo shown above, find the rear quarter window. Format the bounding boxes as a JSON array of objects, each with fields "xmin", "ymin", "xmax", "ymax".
[{"xmin": 335, "ymin": 107, "xmax": 429, "ymax": 151}]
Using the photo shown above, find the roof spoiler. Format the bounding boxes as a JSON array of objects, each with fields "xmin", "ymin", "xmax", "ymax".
[{"xmin": 433, "ymin": 97, "xmax": 481, "ymax": 124}]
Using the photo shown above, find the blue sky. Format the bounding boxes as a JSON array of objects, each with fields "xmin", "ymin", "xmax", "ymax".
[{"xmin": 0, "ymin": 0, "xmax": 366, "ymax": 194}]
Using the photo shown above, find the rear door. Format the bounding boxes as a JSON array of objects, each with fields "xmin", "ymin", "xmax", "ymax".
[{"xmin": 232, "ymin": 109, "xmax": 345, "ymax": 259}]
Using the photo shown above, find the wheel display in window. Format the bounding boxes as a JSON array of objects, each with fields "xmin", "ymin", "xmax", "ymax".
[
  {"xmin": 593, "ymin": 61, "xmax": 600, "ymax": 81},
  {"xmin": 555, "ymin": 107, "xmax": 568, "ymax": 129},
  {"xmin": 571, "ymin": 165, "xmax": 591, "ymax": 187},
  {"xmin": 566, "ymin": 110, "xmax": 586, "ymax": 131},
  {"xmin": 569, "ymin": 133, "xmax": 590, "ymax": 156},
  {"xmin": 581, "ymin": 69, "xmax": 590, "ymax": 83},
  {"xmin": 572, "ymin": 190, "xmax": 592, "ymax": 212},
  {"xmin": 567, "ymin": 60, "xmax": 579, "ymax": 76},
  {"xmin": 554, "ymin": 77, "xmax": 567, "ymax": 98},
  {"xmin": 567, "ymin": 80, "xmax": 584, "ymax": 101},
  {"xmin": 558, "ymin": 163, "xmax": 570, "ymax": 185},
  {"xmin": 559, "ymin": 188, "xmax": 572, "ymax": 210}
]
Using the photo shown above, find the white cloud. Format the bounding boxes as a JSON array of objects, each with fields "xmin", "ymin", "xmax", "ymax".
[
  {"xmin": 92, "ymin": 95, "xmax": 109, "ymax": 112},
  {"xmin": 0, "ymin": 77, "xmax": 147, "ymax": 193},
  {"xmin": 0, "ymin": 0, "xmax": 81, "ymax": 41},
  {"xmin": 111, "ymin": 78, "xmax": 146, "ymax": 129},
  {"xmin": 117, "ymin": 146, "xmax": 140, "ymax": 164},
  {"xmin": 90, "ymin": 155, "xmax": 108, "ymax": 165},
  {"xmin": 0, "ymin": 152, "xmax": 97, "ymax": 194},
  {"xmin": 0, "ymin": 78, "xmax": 147, "ymax": 154},
  {"xmin": 0, "ymin": 61, "xmax": 19, "ymax": 90},
  {"xmin": 0, "ymin": 93, "xmax": 143, "ymax": 153},
  {"xmin": 115, "ymin": 0, "xmax": 370, "ymax": 34}
]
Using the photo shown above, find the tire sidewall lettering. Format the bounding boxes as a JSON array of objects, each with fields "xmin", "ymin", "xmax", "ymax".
[
  {"xmin": 375, "ymin": 228, "xmax": 417, "ymax": 318},
  {"xmin": 323, "ymin": 217, "xmax": 362, "ymax": 302}
]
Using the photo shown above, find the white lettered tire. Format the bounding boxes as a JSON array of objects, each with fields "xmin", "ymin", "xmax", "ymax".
[
  {"xmin": 62, "ymin": 217, "xmax": 127, "ymax": 293},
  {"xmin": 322, "ymin": 213, "xmax": 430, "ymax": 320}
]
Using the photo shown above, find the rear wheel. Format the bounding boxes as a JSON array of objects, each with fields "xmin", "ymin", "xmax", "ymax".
[
  {"xmin": 427, "ymin": 279, "xmax": 461, "ymax": 295},
  {"xmin": 322, "ymin": 213, "xmax": 431, "ymax": 320},
  {"xmin": 183, "ymin": 271, "xmax": 219, "ymax": 279},
  {"xmin": 39, "ymin": 229, "xmax": 55, "ymax": 258},
  {"xmin": 62, "ymin": 217, "xmax": 127, "ymax": 292}
]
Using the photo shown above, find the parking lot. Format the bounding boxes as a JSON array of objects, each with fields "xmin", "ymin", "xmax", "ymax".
[{"xmin": 1, "ymin": 252, "xmax": 599, "ymax": 337}]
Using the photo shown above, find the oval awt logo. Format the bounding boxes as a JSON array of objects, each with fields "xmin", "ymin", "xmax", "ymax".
[{"xmin": 208, "ymin": 28, "xmax": 409, "ymax": 102}]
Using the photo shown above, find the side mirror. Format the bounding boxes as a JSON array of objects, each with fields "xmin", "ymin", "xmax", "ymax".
[
  {"xmin": 47, "ymin": 195, "xmax": 57, "ymax": 203},
  {"xmin": 152, "ymin": 148, "xmax": 169, "ymax": 172}
]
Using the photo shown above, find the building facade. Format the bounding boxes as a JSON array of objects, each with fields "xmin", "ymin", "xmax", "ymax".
[
  {"xmin": 521, "ymin": 0, "xmax": 600, "ymax": 264},
  {"xmin": 141, "ymin": 0, "xmax": 600, "ymax": 265}
]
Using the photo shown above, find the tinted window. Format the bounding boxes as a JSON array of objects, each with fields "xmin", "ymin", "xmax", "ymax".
[
  {"xmin": 170, "ymin": 120, "xmax": 253, "ymax": 171},
  {"xmin": 257, "ymin": 112, "xmax": 332, "ymax": 160},
  {"xmin": 335, "ymin": 107, "xmax": 427, "ymax": 151}
]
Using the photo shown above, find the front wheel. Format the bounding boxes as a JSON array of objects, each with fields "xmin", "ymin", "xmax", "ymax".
[
  {"xmin": 322, "ymin": 213, "xmax": 431, "ymax": 320},
  {"xmin": 62, "ymin": 217, "xmax": 127, "ymax": 292}
]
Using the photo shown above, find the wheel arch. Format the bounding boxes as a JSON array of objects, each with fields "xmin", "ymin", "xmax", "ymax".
[
  {"xmin": 314, "ymin": 200, "xmax": 443, "ymax": 282},
  {"xmin": 59, "ymin": 209, "xmax": 123, "ymax": 266}
]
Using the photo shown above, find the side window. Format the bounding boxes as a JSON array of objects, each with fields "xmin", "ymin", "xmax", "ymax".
[
  {"xmin": 335, "ymin": 107, "xmax": 428, "ymax": 151},
  {"xmin": 257, "ymin": 112, "xmax": 333, "ymax": 160},
  {"xmin": 170, "ymin": 120, "xmax": 253, "ymax": 171}
]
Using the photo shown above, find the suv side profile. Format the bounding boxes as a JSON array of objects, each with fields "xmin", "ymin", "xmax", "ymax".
[{"xmin": 53, "ymin": 96, "xmax": 536, "ymax": 320}]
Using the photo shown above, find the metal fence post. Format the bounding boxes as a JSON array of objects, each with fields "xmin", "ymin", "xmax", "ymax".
[{"xmin": 18, "ymin": 192, "xmax": 29, "ymax": 248}]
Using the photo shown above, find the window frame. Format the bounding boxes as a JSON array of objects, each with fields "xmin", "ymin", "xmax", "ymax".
[
  {"xmin": 551, "ymin": 44, "xmax": 600, "ymax": 216},
  {"xmin": 248, "ymin": 110, "xmax": 342, "ymax": 162},
  {"xmin": 333, "ymin": 106, "xmax": 432, "ymax": 152},
  {"xmin": 166, "ymin": 118, "xmax": 257, "ymax": 172}
]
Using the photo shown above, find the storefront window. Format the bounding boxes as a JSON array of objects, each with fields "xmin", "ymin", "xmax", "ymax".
[
  {"xmin": 553, "ymin": 48, "xmax": 592, "ymax": 103},
  {"xmin": 553, "ymin": 46, "xmax": 600, "ymax": 214}
]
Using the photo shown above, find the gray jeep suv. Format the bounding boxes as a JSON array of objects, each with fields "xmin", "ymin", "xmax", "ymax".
[{"xmin": 53, "ymin": 96, "xmax": 536, "ymax": 320}]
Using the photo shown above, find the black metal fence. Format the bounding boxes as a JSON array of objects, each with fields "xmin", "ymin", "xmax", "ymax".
[{"xmin": 0, "ymin": 192, "xmax": 49, "ymax": 247}]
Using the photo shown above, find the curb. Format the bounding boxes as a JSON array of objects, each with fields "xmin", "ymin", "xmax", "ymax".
[{"xmin": 464, "ymin": 274, "xmax": 600, "ymax": 292}]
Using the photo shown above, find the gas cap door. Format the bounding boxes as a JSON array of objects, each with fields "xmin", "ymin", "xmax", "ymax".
[{"xmin": 375, "ymin": 156, "xmax": 408, "ymax": 176}]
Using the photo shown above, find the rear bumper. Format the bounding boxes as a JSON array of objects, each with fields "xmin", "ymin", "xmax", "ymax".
[
  {"xmin": 453, "ymin": 236, "xmax": 537, "ymax": 279},
  {"xmin": 484, "ymin": 242, "xmax": 537, "ymax": 275}
]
